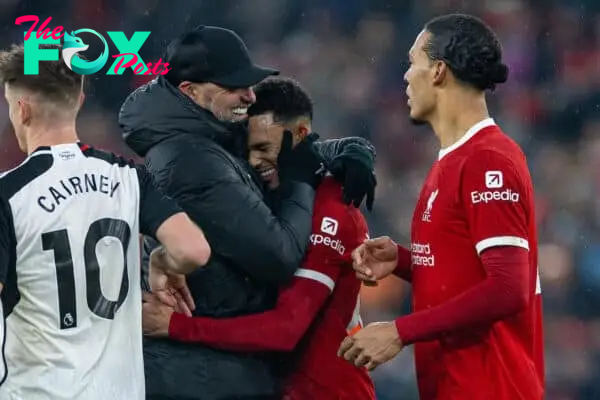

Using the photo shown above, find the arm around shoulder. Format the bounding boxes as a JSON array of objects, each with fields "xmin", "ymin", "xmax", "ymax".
[{"xmin": 164, "ymin": 146, "xmax": 314, "ymax": 284}]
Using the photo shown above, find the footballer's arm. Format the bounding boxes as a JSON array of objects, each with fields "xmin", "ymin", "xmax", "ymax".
[
  {"xmin": 153, "ymin": 213, "xmax": 211, "ymax": 273},
  {"xmin": 136, "ymin": 165, "xmax": 211, "ymax": 274},
  {"xmin": 169, "ymin": 267, "xmax": 339, "ymax": 352},
  {"xmin": 168, "ymin": 203, "xmax": 359, "ymax": 351},
  {"xmin": 393, "ymin": 245, "xmax": 413, "ymax": 282},
  {"xmin": 395, "ymin": 152, "xmax": 531, "ymax": 345},
  {"xmin": 162, "ymin": 147, "xmax": 313, "ymax": 285},
  {"xmin": 395, "ymin": 247, "xmax": 528, "ymax": 344}
]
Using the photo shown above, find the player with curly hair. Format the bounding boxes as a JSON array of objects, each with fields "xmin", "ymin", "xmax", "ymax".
[{"xmin": 340, "ymin": 13, "xmax": 544, "ymax": 400}]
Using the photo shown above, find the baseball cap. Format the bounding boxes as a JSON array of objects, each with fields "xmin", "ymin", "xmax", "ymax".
[{"xmin": 165, "ymin": 25, "xmax": 279, "ymax": 88}]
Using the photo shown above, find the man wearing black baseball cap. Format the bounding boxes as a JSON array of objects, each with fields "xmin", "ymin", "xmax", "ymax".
[
  {"xmin": 166, "ymin": 25, "xmax": 279, "ymax": 88},
  {"xmin": 120, "ymin": 25, "xmax": 377, "ymax": 399},
  {"xmin": 163, "ymin": 25, "xmax": 279, "ymax": 122}
]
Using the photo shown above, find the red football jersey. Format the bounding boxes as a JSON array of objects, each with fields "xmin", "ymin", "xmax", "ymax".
[
  {"xmin": 410, "ymin": 119, "xmax": 544, "ymax": 399},
  {"xmin": 284, "ymin": 176, "xmax": 375, "ymax": 400}
]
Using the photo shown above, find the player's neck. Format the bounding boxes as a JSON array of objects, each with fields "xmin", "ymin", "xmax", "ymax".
[
  {"xmin": 25, "ymin": 124, "xmax": 79, "ymax": 155},
  {"xmin": 430, "ymin": 92, "xmax": 489, "ymax": 150}
]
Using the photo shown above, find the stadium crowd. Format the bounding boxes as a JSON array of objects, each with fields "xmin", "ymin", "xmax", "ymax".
[{"xmin": 0, "ymin": 0, "xmax": 598, "ymax": 398}]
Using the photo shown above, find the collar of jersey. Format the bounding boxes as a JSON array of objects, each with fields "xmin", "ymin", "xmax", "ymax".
[
  {"xmin": 438, "ymin": 118, "xmax": 496, "ymax": 160},
  {"xmin": 31, "ymin": 142, "xmax": 87, "ymax": 155},
  {"xmin": 31, "ymin": 146, "xmax": 51, "ymax": 154}
]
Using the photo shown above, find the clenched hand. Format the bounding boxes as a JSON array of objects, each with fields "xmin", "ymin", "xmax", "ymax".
[{"xmin": 337, "ymin": 321, "xmax": 403, "ymax": 371}]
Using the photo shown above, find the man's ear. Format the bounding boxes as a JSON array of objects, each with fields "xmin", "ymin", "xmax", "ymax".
[
  {"xmin": 295, "ymin": 121, "xmax": 310, "ymax": 141},
  {"xmin": 432, "ymin": 60, "xmax": 448, "ymax": 86},
  {"xmin": 17, "ymin": 98, "xmax": 31, "ymax": 126},
  {"xmin": 78, "ymin": 92, "xmax": 85, "ymax": 109}
]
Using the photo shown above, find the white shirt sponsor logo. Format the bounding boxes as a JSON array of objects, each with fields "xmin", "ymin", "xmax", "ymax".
[
  {"xmin": 421, "ymin": 189, "xmax": 438, "ymax": 222},
  {"xmin": 410, "ymin": 242, "xmax": 435, "ymax": 267},
  {"xmin": 320, "ymin": 217, "xmax": 338, "ymax": 235},
  {"xmin": 485, "ymin": 170, "xmax": 503, "ymax": 188},
  {"xmin": 310, "ymin": 234, "xmax": 345, "ymax": 255},
  {"xmin": 471, "ymin": 189, "xmax": 520, "ymax": 204}
]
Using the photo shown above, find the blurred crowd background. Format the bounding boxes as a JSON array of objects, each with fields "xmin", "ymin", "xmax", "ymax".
[{"xmin": 1, "ymin": 0, "xmax": 599, "ymax": 398}]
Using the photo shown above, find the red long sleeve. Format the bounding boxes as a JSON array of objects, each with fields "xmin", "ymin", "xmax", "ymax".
[
  {"xmin": 395, "ymin": 246, "xmax": 529, "ymax": 345},
  {"xmin": 169, "ymin": 276, "xmax": 334, "ymax": 352},
  {"xmin": 168, "ymin": 178, "xmax": 363, "ymax": 353},
  {"xmin": 393, "ymin": 245, "xmax": 412, "ymax": 282}
]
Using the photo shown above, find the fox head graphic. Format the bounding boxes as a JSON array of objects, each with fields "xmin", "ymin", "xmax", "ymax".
[
  {"xmin": 60, "ymin": 29, "xmax": 109, "ymax": 75},
  {"xmin": 62, "ymin": 32, "xmax": 89, "ymax": 71}
]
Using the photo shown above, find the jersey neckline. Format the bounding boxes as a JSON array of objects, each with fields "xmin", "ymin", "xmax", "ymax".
[
  {"xmin": 438, "ymin": 118, "xmax": 496, "ymax": 160},
  {"xmin": 31, "ymin": 142, "xmax": 88, "ymax": 155}
]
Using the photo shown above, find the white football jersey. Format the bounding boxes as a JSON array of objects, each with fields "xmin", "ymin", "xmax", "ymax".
[{"xmin": 0, "ymin": 143, "xmax": 181, "ymax": 400}]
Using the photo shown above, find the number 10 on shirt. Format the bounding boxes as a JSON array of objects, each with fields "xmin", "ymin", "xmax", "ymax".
[{"xmin": 42, "ymin": 218, "xmax": 131, "ymax": 329}]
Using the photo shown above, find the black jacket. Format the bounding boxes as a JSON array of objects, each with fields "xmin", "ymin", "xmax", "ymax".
[{"xmin": 120, "ymin": 77, "xmax": 373, "ymax": 399}]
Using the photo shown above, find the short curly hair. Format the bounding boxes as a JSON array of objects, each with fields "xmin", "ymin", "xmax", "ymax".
[
  {"xmin": 424, "ymin": 14, "xmax": 508, "ymax": 92},
  {"xmin": 248, "ymin": 77, "xmax": 313, "ymax": 123},
  {"xmin": 0, "ymin": 43, "xmax": 84, "ymax": 106}
]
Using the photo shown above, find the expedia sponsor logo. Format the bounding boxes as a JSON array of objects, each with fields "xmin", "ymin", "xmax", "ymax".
[
  {"xmin": 320, "ymin": 217, "xmax": 338, "ymax": 235},
  {"xmin": 410, "ymin": 242, "xmax": 435, "ymax": 267},
  {"xmin": 471, "ymin": 189, "xmax": 519, "ymax": 204},
  {"xmin": 310, "ymin": 234, "xmax": 345, "ymax": 255},
  {"xmin": 485, "ymin": 170, "xmax": 503, "ymax": 188}
]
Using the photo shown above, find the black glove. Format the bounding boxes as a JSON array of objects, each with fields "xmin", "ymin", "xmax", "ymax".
[
  {"xmin": 329, "ymin": 143, "xmax": 377, "ymax": 211},
  {"xmin": 277, "ymin": 130, "xmax": 324, "ymax": 188}
]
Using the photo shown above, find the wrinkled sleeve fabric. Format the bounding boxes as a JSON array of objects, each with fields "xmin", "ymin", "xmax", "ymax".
[
  {"xmin": 164, "ymin": 146, "xmax": 315, "ymax": 284},
  {"xmin": 136, "ymin": 164, "xmax": 182, "ymax": 238}
]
